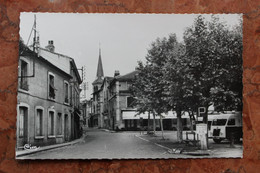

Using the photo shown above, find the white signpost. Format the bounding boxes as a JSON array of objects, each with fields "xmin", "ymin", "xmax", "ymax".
[{"xmin": 196, "ymin": 123, "xmax": 208, "ymax": 150}]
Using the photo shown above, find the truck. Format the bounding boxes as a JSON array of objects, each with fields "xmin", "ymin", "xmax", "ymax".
[{"xmin": 209, "ymin": 112, "xmax": 242, "ymax": 143}]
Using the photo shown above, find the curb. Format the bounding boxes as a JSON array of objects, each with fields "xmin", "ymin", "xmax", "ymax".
[
  {"xmin": 135, "ymin": 134, "xmax": 212, "ymax": 156},
  {"xmin": 16, "ymin": 135, "xmax": 86, "ymax": 158},
  {"xmin": 135, "ymin": 135, "xmax": 171, "ymax": 150},
  {"xmin": 182, "ymin": 150, "xmax": 211, "ymax": 156}
]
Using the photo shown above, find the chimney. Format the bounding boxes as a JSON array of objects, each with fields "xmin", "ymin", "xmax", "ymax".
[
  {"xmin": 114, "ymin": 70, "xmax": 120, "ymax": 77},
  {"xmin": 45, "ymin": 40, "xmax": 55, "ymax": 52}
]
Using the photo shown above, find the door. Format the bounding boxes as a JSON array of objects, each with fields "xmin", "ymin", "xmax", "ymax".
[
  {"xmin": 19, "ymin": 107, "xmax": 28, "ymax": 146},
  {"xmin": 64, "ymin": 114, "xmax": 69, "ymax": 141}
]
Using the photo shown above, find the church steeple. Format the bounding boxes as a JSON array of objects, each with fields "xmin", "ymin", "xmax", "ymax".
[
  {"xmin": 96, "ymin": 44, "xmax": 104, "ymax": 79},
  {"xmin": 92, "ymin": 45, "xmax": 104, "ymax": 87}
]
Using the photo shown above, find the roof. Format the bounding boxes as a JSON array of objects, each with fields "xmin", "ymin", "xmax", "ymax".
[
  {"xmin": 92, "ymin": 77, "xmax": 103, "ymax": 85},
  {"xmin": 100, "ymin": 76, "xmax": 114, "ymax": 88},
  {"xmin": 96, "ymin": 48, "xmax": 104, "ymax": 78},
  {"xmin": 211, "ymin": 112, "xmax": 242, "ymax": 120},
  {"xmin": 109, "ymin": 70, "xmax": 139, "ymax": 86},
  {"xmin": 20, "ymin": 48, "xmax": 72, "ymax": 79},
  {"xmin": 116, "ymin": 70, "xmax": 139, "ymax": 81},
  {"xmin": 38, "ymin": 47, "xmax": 82, "ymax": 84},
  {"xmin": 70, "ymin": 59, "xmax": 82, "ymax": 84}
]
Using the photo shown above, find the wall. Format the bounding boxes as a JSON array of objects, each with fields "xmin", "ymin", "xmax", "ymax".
[{"xmin": 17, "ymin": 54, "xmax": 73, "ymax": 148}]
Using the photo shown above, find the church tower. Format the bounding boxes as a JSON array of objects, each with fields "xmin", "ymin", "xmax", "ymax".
[
  {"xmin": 92, "ymin": 46, "xmax": 104, "ymax": 92},
  {"xmin": 92, "ymin": 46, "xmax": 104, "ymax": 128}
]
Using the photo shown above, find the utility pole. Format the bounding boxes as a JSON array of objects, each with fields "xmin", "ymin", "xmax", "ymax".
[{"xmin": 33, "ymin": 14, "xmax": 36, "ymax": 52}]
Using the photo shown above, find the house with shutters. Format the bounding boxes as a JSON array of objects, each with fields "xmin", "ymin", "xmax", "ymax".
[{"xmin": 17, "ymin": 40, "xmax": 82, "ymax": 151}]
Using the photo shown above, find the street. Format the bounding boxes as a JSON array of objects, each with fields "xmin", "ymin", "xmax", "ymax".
[
  {"xmin": 19, "ymin": 128, "xmax": 243, "ymax": 159},
  {"xmin": 21, "ymin": 129, "xmax": 170, "ymax": 159}
]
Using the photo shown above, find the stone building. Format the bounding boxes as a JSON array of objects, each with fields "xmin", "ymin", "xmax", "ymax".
[
  {"xmin": 108, "ymin": 70, "xmax": 138, "ymax": 130},
  {"xmin": 17, "ymin": 40, "xmax": 82, "ymax": 150}
]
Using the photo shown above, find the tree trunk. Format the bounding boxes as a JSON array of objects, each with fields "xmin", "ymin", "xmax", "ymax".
[
  {"xmin": 205, "ymin": 105, "xmax": 209, "ymax": 149},
  {"xmin": 147, "ymin": 111, "xmax": 151, "ymax": 134},
  {"xmin": 153, "ymin": 111, "xmax": 156, "ymax": 134},
  {"xmin": 189, "ymin": 111, "xmax": 193, "ymax": 133},
  {"xmin": 176, "ymin": 109, "xmax": 183, "ymax": 143},
  {"xmin": 160, "ymin": 114, "xmax": 164, "ymax": 139}
]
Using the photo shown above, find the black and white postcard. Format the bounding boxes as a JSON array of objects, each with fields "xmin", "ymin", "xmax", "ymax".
[{"xmin": 16, "ymin": 13, "xmax": 243, "ymax": 159}]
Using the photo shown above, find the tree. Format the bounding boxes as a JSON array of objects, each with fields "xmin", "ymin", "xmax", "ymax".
[
  {"xmin": 133, "ymin": 37, "xmax": 171, "ymax": 138},
  {"xmin": 133, "ymin": 14, "xmax": 242, "ymax": 145},
  {"xmin": 131, "ymin": 62, "xmax": 155, "ymax": 133},
  {"xmin": 19, "ymin": 38, "xmax": 29, "ymax": 55},
  {"xmin": 208, "ymin": 16, "xmax": 243, "ymax": 112},
  {"xmin": 183, "ymin": 15, "xmax": 243, "ymax": 148},
  {"xmin": 162, "ymin": 34, "xmax": 187, "ymax": 142},
  {"xmin": 183, "ymin": 15, "xmax": 242, "ymax": 113}
]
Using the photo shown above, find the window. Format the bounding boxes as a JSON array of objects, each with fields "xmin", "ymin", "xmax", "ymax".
[
  {"xmin": 48, "ymin": 111, "xmax": 55, "ymax": 136},
  {"xmin": 35, "ymin": 109, "xmax": 43, "ymax": 136},
  {"xmin": 20, "ymin": 60, "xmax": 29, "ymax": 91},
  {"xmin": 212, "ymin": 119, "xmax": 227, "ymax": 126},
  {"xmin": 64, "ymin": 82, "xmax": 69, "ymax": 104},
  {"xmin": 228, "ymin": 119, "xmax": 235, "ymax": 125},
  {"xmin": 75, "ymin": 93, "xmax": 78, "ymax": 108},
  {"xmin": 127, "ymin": 96, "xmax": 135, "ymax": 107},
  {"xmin": 48, "ymin": 73, "xmax": 55, "ymax": 99},
  {"xmin": 57, "ymin": 113, "xmax": 62, "ymax": 135},
  {"xmin": 19, "ymin": 107, "xmax": 28, "ymax": 137},
  {"xmin": 70, "ymin": 85, "xmax": 73, "ymax": 105}
]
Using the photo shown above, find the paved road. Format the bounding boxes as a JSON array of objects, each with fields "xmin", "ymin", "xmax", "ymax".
[
  {"xmin": 20, "ymin": 129, "xmax": 243, "ymax": 159},
  {"xmin": 22, "ymin": 129, "xmax": 171, "ymax": 159}
]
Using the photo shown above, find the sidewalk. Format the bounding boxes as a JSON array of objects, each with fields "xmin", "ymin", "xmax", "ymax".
[
  {"xmin": 135, "ymin": 131, "xmax": 242, "ymax": 157},
  {"xmin": 136, "ymin": 132, "xmax": 206, "ymax": 155},
  {"xmin": 16, "ymin": 135, "xmax": 86, "ymax": 158}
]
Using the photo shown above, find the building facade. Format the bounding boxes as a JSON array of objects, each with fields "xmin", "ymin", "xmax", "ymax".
[
  {"xmin": 100, "ymin": 77, "xmax": 113, "ymax": 129},
  {"xmin": 108, "ymin": 70, "xmax": 138, "ymax": 130},
  {"xmin": 80, "ymin": 99, "xmax": 93, "ymax": 128},
  {"xmin": 89, "ymin": 50, "xmax": 193, "ymax": 131},
  {"xmin": 17, "ymin": 41, "xmax": 82, "ymax": 150},
  {"xmin": 93, "ymin": 69, "xmax": 193, "ymax": 131}
]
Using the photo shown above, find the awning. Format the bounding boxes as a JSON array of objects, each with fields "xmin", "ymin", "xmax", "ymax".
[{"xmin": 122, "ymin": 111, "xmax": 190, "ymax": 120}]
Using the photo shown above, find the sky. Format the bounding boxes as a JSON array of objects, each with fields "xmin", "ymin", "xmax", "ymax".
[{"xmin": 20, "ymin": 13, "xmax": 241, "ymax": 99}]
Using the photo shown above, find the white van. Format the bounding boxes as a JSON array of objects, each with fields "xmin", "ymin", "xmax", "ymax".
[{"xmin": 209, "ymin": 112, "xmax": 242, "ymax": 143}]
